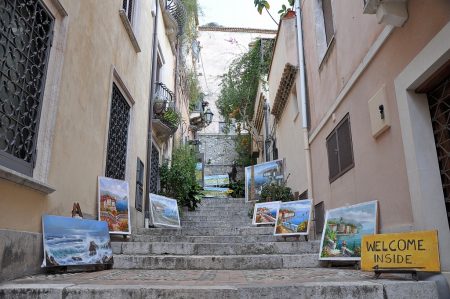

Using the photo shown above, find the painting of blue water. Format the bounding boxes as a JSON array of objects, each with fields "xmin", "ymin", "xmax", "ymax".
[
  {"xmin": 42, "ymin": 215, "xmax": 113, "ymax": 267},
  {"xmin": 253, "ymin": 201, "xmax": 281, "ymax": 225},
  {"xmin": 274, "ymin": 200, "xmax": 312, "ymax": 236},
  {"xmin": 150, "ymin": 194, "xmax": 181, "ymax": 228},
  {"xmin": 245, "ymin": 159, "xmax": 284, "ymax": 202}
]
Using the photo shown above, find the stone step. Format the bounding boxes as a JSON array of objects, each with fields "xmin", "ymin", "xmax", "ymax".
[
  {"xmin": 137, "ymin": 226, "xmax": 274, "ymax": 236},
  {"xmin": 180, "ymin": 221, "xmax": 252, "ymax": 228},
  {"xmin": 0, "ymin": 269, "xmax": 437, "ymax": 299},
  {"xmin": 131, "ymin": 234, "xmax": 294, "ymax": 243},
  {"xmin": 113, "ymin": 253, "xmax": 319, "ymax": 270},
  {"xmin": 199, "ymin": 198, "xmax": 246, "ymax": 204},
  {"xmin": 180, "ymin": 215, "xmax": 250, "ymax": 222},
  {"xmin": 112, "ymin": 241, "xmax": 320, "ymax": 255},
  {"xmin": 181, "ymin": 211, "xmax": 250, "ymax": 218}
]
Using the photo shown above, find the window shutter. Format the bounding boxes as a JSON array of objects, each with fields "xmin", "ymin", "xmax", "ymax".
[
  {"xmin": 322, "ymin": 0, "xmax": 334, "ymax": 45},
  {"xmin": 337, "ymin": 117, "xmax": 354, "ymax": 172},
  {"xmin": 135, "ymin": 158, "xmax": 144, "ymax": 212},
  {"xmin": 326, "ymin": 131, "xmax": 340, "ymax": 180}
]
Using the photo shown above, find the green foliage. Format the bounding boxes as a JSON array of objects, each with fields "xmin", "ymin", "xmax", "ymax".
[
  {"xmin": 259, "ymin": 183, "xmax": 294, "ymax": 202},
  {"xmin": 181, "ymin": 0, "xmax": 201, "ymax": 46},
  {"xmin": 159, "ymin": 145, "xmax": 204, "ymax": 210},
  {"xmin": 277, "ymin": 0, "xmax": 295, "ymax": 18},
  {"xmin": 217, "ymin": 39, "xmax": 274, "ymax": 126},
  {"xmin": 234, "ymin": 134, "xmax": 253, "ymax": 167},
  {"xmin": 186, "ymin": 69, "xmax": 201, "ymax": 110},
  {"xmin": 228, "ymin": 180, "xmax": 245, "ymax": 198},
  {"xmin": 254, "ymin": 0, "xmax": 270, "ymax": 14},
  {"xmin": 160, "ymin": 108, "xmax": 181, "ymax": 128}
]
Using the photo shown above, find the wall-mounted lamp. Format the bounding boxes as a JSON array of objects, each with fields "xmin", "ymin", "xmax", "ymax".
[{"xmin": 204, "ymin": 108, "xmax": 214, "ymax": 125}]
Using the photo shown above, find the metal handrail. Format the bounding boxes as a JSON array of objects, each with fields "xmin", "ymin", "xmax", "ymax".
[
  {"xmin": 165, "ymin": 0, "xmax": 187, "ymax": 35},
  {"xmin": 154, "ymin": 82, "xmax": 174, "ymax": 103}
]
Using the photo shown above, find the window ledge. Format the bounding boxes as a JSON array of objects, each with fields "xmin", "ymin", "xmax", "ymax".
[
  {"xmin": 119, "ymin": 10, "xmax": 141, "ymax": 53},
  {"xmin": 0, "ymin": 165, "xmax": 55, "ymax": 194},
  {"xmin": 318, "ymin": 35, "xmax": 335, "ymax": 71}
]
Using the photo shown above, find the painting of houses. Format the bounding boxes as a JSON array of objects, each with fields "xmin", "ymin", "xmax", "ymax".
[
  {"xmin": 274, "ymin": 200, "xmax": 312, "ymax": 236},
  {"xmin": 150, "ymin": 194, "xmax": 181, "ymax": 228},
  {"xmin": 253, "ymin": 201, "xmax": 281, "ymax": 225},
  {"xmin": 98, "ymin": 177, "xmax": 131, "ymax": 234},
  {"xmin": 42, "ymin": 215, "xmax": 113, "ymax": 267},
  {"xmin": 245, "ymin": 159, "xmax": 285, "ymax": 202},
  {"xmin": 319, "ymin": 201, "xmax": 378, "ymax": 261}
]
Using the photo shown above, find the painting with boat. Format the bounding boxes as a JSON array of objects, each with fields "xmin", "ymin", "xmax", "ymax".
[
  {"xmin": 319, "ymin": 201, "xmax": 378, "ymax": 261},
  {"xmin": 274, "ymin": 200, "xmax": 312, "ymax": 236},
  {"xmin": 149, "ymin": 193, "xmax": 181, "ymax": 228},
  {"xmin": 42, "ymin": 215, "xmax": 113, "ymax": 267}
]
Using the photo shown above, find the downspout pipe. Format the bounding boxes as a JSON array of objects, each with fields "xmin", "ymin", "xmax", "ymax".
[
  {"xmin": 145, "ymin": 0, "xmax": 159, "ymax": 228},
  {"xmin": 263, "ymin": 99, "xmax": 271, "ymax": 162},
  {"xmin": 294, "ymin": 0, "xmax": 313, "ymax": 200}
]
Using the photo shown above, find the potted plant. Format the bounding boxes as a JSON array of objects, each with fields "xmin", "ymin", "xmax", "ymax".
[
  {"xmin": 161, "ymin": 107, "xmax": 181, "ymax": 130},
  {"xmin": 278, "ymin": 0, "xmax": 295, "ymax": 19}
]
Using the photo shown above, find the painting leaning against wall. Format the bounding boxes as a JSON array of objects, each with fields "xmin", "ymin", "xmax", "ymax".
[
  {"xmin": 98, "ymin": 176, "xmax": 131, "ymax": 235},
  {"xmin": 319, "ymin": 201, "xmax": 378, "ymax": 261},
  {"xmin": 245, "ymin": 159, "xmax": 285, "ymax": 202},
  {"xmin": 274, "ymin": 200, "xmax": 312, "ymax": 236},
  {"xmin": 150, "ymin": 193, "xmax": 181, "ymax": 228}
]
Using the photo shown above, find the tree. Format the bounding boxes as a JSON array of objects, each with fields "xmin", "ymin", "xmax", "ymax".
[{"xmin": 253, "ymin": 0, "xmax": 278, "ymax": 25}]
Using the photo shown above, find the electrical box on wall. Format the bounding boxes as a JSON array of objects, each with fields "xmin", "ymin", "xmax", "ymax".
[{"xmin": 368, "ymin": 85, "xmax": 391, "ymax": 138}]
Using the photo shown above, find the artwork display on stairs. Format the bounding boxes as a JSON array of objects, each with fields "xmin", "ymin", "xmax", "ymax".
[
  {"xmin": 42, "ymin": 215, "xmax": 113, "ymax": 267},
  {"xmin": 319, "ymin": 200, "xmax": 378, "ymax": 261},
  {"xmin": 245, "ymin": 159, "xmax": 285, "ymax": 202},
  {"xmin": 203, "ymin": 187, "xmax": 230, "ymax": 198},
  {"xmin": 98, "ymin": 177, "xmax": 131, "ymax": 235},
  {"xmin": 253, "ymin": 201, "xmax": 281, "ymax": 225},
  {"xmin": 274, "ymin": 200, "xmax": 312, "ymax": 236},
  {"xmin": 149, "ymin": 194, "xmax": 181, "ymax": 228},
  {"xmin": 204, "ymin": 174, "xmax": 230, "ymax": 187}
]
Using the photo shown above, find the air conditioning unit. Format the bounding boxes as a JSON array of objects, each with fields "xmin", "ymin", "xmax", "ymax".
[
  {"xmin": 363, "ymin": 0, "xmax": 381, "ymax": 14},
  {"xmin": 363, "ymin": 0, "xmax": 408, "ymax": 27}
]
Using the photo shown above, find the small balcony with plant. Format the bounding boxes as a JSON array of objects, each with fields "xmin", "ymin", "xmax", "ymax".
[{"xmin": 152, "ymin": 82, "xmax": 181, "ymax": 140}]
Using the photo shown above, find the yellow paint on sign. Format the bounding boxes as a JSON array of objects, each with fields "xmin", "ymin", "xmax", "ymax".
[{"xmin": 361, "ymin": 230, "xmax": 440, "ymax": 272}]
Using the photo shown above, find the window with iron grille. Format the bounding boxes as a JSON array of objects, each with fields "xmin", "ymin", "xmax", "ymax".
[
  {"xmin": 321, "ymin": 0, "xmax": 334, "ymax": 46},
  {"xmin": 326, "ymin": 114, "xmax": 354, "ymax": 182},
  {"xmin": 0, "ymin": 0, "xmax": 54, "ymax": 176},
  {"xmin": 105, "ymin": 83, "xmax": 131, "ymax": 180},
  {"xmin": 122, "ymin": 0, "xmax": 134, "ymax": 23},
  {"xmin": 135, "ymin": 158, "xmax": 144, "ymax": 212}
]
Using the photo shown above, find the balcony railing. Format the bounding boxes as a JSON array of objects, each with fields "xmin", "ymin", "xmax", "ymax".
[{"xmin": 165, "ymin": 0, "xmax": 187, "ymax": 35}]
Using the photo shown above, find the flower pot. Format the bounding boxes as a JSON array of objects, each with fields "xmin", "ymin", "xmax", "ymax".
[{"xmin": 283, "ymin": 9, "xmax": 296, "ymax": 19}]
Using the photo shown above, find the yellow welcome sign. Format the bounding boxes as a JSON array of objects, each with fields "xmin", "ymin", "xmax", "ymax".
[{"xmin": 361, "ymin": 230, "xmax": 440, "ymax": 272}]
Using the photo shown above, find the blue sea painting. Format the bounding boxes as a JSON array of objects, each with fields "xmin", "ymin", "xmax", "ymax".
[
  {"xmin": 42, "ymin": 215, "xmax": 113, "ymax": 267},
  {"xmin": 319, "ymin": 201, "xmax": 378, "ymax": 261},
  {"xmin": 98, "ymin": 176, "xmax": 130, "ymax": 234},
  {"xmin": 245, "ymin": 159, "xmax": 284, "ymax": 202},
  {"xmin": 253, "ymin": 201, "xmax": 281, "ymax": 225},
  {"xmin": 150, "ymin": 194, "xmax": 181, "ymax": 228},
  {"xmin": 274, "ymin": 200, "xmax": 312, "ymax": 236}
]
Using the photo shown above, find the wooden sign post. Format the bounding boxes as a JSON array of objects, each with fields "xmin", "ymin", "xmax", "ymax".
[{"xmin": 361, "ymin": 230, "xmax": 440, "ymax": 278}]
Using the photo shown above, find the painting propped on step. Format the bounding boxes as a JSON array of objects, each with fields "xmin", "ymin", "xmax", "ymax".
[
  {"xmin": 245, "ymin": 159, "xmax": 285, "ymax": 202},
  {"xmin": 253, "ymin": 201, "xmax": 281, "ymax": 225},
  {"xmin": 274, "ymin": 200, "xmax": 312, "ymax": 236},
  {"xmin": 98, "ymin": 177, "xmax": 131, "ymax": 234},
  {"xmin": 42, "ymin": 215, "xmax": 113, "ymax": 267},
  {"xmin": 319, "ymin": 201, "xmax": 378, "ymax": 261},
  {"xmin": 150, "ymin": 193, "xmax": 181, "ymax": 228}
]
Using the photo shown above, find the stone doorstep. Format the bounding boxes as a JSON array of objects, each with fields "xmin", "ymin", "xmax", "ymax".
[
  {"xmin": 112, "ymin": 253, "xmax": 320, "ymax": 270},
  {"xmin": 130, "ymin": 234, "xmax": 293, "ymax": 243},
  {"xmin": 0, "ymin": 269, "xmax": 439, "ymax": 299},
  {"xmin": 112, "ymin": 241, "xmax": 321, "ymax": 255},
  {"xmin": 135, "ymin": 227, "xmax": 275, "ymax": 236}
]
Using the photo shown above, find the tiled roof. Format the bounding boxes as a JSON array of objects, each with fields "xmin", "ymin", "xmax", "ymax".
[{"xmin": 271, "ymin": 63, "xmax": 298, "ymax": 120}]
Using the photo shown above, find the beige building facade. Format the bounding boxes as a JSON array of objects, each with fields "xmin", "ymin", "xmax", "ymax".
[{"xmin": 0, "ymin": 0, "xmax": 192, "ymax": 281}]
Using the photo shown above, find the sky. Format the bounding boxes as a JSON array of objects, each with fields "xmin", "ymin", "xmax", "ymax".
[{"xmin": 198, "ymin": 0, "xmax": 286, "ymax": 30}]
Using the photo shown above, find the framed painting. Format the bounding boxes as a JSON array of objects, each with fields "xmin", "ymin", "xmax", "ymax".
[
  {"xmin": 149, "ymin": 193, "xmax": 181, "ymax": 228},
  {"xmin": 203, "ymin": 187, "xmax": 230, "ymax": 198},
  {"xmin": 244, "ymin": 159, "xmax": 285, "ymax": 202},
  {"xmin": 252, "ymin": 201, "xmax": 281, "ymax": 225},
  {"xmin": 98, "ymin": 176, "xmax": 131, "ymax": 235},
  {"xmin": 42, "ymin": 215, "xmax": 113, "ymax": 267},
  {"xmin": 319, "ymin": 200, "xmax": 378, "ymax": 261},
  {"xmin": 204, "ymin": 174, "xmax": 230, "ymax": 187},
  {"xmin": 274, "ymin": 199, "xmax": 312, "ymax": 236}
]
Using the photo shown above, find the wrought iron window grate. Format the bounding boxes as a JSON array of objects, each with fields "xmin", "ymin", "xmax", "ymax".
[
  {"xmin": 105, "ymin": 83, "xmax": 130, "ymax": 180},
  {"xmin": 122, "ymin": 0, "xmax": 134, "ymax": 23},
  {"xmin": 0, "ymin": 0, "xmax": 54, "ymax": 176}
]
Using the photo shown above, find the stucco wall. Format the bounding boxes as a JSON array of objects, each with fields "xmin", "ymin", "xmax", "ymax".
[
  {"xmin": 0, "ymin": 0, "xmax": 157, "ymax": 233},
  {"xmin": 303, "ymin": 0, "xmax": 450, "ymax": 232}
]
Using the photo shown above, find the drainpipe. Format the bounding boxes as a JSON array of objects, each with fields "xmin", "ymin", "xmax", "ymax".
[
  {"xmin": 263, "ymin": 99, "xmax": 271, "ymax": 162},
  {"xmin": 145, "ymin": 0, "xmax": 159, "ymax": 228},
  {"xmin": 294, "ymin": 0, "xmax": 313, "ymax": 200}
]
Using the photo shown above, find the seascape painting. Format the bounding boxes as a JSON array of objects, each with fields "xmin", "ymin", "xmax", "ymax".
[
  {"xmin": 274, "ymin": 200, "xmax": 312, "ymax": 236},
  {"xmin": 203, "ymin": 187, "xmax": 230, "ymax": 198},
  {"xmin": 319, "ymin": 201, "xmax": 378, "ymax": 261},
  {"xmin": 245, "ymin": 159, "xmax": 284, "ymax": 202},
  {"xmin": 195, "ymin": 162, "xmax": 204, "ymax": 187},
  {"xmin": 98, "ymin": 177, "xmax": 131, "ymax": 234},
  {"xmin": 150, "ymin": 194, "xmax": 181, "ymax": 228},
  {"xmin": 204, "ymin": 174, "xmax": 230, "ymax": 187},
  {"xmin": 252, "ymin": 201, "xmax": 281, "ymax": 225},
  {"xmin": 42, "ymin": 215, "xmax": 113, "ymax": 267}
]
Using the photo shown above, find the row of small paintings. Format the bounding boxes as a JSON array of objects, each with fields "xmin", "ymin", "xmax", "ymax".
[{"xmin": 253, "ymin": 200, "xmax": 378, "ymax": 261}]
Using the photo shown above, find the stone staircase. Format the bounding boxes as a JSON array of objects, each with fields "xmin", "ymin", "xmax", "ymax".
[{"xmin": 0, "ymin": 197, "xmax": 440, "ymax": 298}]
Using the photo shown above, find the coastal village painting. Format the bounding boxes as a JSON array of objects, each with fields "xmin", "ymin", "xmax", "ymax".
[
  {"xmin": 150, "ymin": 194, "xmax": 181, "ymax": 228},
  {"xmin": 42, "ymin": 215, "xmax": 113, "ymax": 267},
  {"xmin": 253, "ymin": 201, "xmax": 281, "ymax": 225},
  {"xmin": 274, "ymin": 200, "xmax": 312, "ymax": 236},
  {"xmin": 319, "ymin": 201, "xmax": 378, "ymax": 261},
  {"xmin": 245, "ymin": 159, "xmax": 284, "ymax": 202},
  {"xmin": 98, "ymin": 177, "xmax": 131, "ymax": 234}
]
